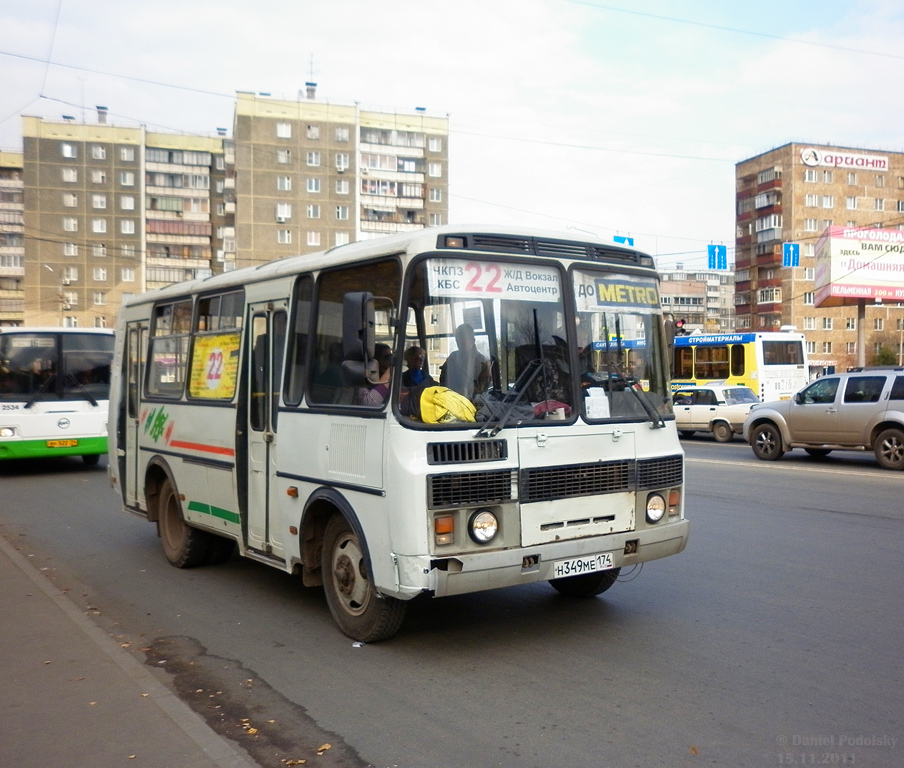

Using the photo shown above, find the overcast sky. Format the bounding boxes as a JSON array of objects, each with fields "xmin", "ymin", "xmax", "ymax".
[{"xmin": 2, "ymin": 0, "xmax": 904, "ymax": 270}]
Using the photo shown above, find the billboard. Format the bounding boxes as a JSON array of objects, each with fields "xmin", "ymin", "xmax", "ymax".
[{"xmin": 814, "ymin": 226, "xmax": 904, "ymax": 307}]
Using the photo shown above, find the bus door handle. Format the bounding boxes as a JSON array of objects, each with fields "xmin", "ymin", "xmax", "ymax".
[{"xmin": 263, "ymin": 431, "xmax": 274, "ymax": 443}]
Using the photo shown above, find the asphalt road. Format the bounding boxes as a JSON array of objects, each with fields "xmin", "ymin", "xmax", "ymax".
[{"xmin": 1, "ymin": 441, "xmax": 901, "ymax": 768}]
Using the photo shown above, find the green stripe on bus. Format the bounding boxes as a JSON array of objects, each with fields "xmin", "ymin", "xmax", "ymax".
[
  {"xmin": 0, "ymin": 436, "xmax": 107, "ymax": 461},
  {"xmin": 186, "ymin": 500, "xmax": 241, "ymax": 525}
]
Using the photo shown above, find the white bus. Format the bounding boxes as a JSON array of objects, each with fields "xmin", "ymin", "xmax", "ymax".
[
  {"xmin": 0, "ymin": 327, "xmax": 114, "ymax": 463},
  {"xmin": 108, "ymin": 226, "xmax": 690, "ymax": 641}
]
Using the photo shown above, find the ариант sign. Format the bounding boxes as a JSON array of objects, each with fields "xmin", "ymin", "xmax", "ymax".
[{"xmin": 814, "ymin": 226, "xmax": 904, "ymax": 307}]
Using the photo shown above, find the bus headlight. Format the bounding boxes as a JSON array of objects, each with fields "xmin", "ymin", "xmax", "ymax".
[
  {"xmin": 468, "ymin": 509, "xmax": 499, "ymax": 544},
  {"xmin": 0, "ymin": 427, "xmax": 16, "ymax": 438},
  {"xmin": 646, "ymin": 494, "xmax": 666, "ymax": 524}
]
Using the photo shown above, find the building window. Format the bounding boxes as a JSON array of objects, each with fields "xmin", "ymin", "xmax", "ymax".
[
  {"xmin": 276, "ymin": 203, "xmax": 292, "ymax": 221},
  {"xmin": 875, "ymin": 198, "xmax": 885, "ymax": 211},
  {"xmin": 92, "ymin": 291, "xmax": 105, "ymax": 306},
  {"xmin": 846, "ymin": 197, "xmax": 857, "ymax": 210},
  {"xmin": 93, "ymin": 268, "xmax": 107, "ymax": 281},
  {"xmin": 428, "ymin": 137, "xmax": 443, "ymax": 152},
  {"xmin": 429, "ymin": 213, "xmax": 443, "ymax": 226},
  {"xmin": 335, "ymin": 126, "xmax": 349, "ymax": 142},
  {"xmin": 335, "ymin": 153, "xmax": 349, "ymax": 171},
  {"xmin": 335, "ymin": 205, "xmax": 348, "ymax": 220},
  {"xmin": 276, "ymin": 122, "xmax": 292, "ymax": 139},
  {"xmin": 63, "ymin": 316, "xmax": 78, "ymax": 328},
  {"xmin": 121, "ymin": 245, "xmax": 134, "ymax": 259},
  {"xmin": 121, "ymin": 268, "xmax": 135, "ymax": 282},
  {"xmin": 804, "ymin": 317, "xmax": 816, "ymax": 330},
  {"xmin": 307, "ymin": 231, "xmax": 320, "ymax": 246},
  {"xmin": 121, "ymin": 147, "xmax": 135, "ymax": 161},
  {"xmin": 277, "ymin": 149, "xmax": 291, "ymax": 164},
  {"xmin": 806, "ymin": 341, "xmax": 816, "ymax": 354},
  {"xmin": 898, "ymin": 200, "xmax": 904, "ymax": 213},
  {"xmin": 277, "ymin": 176, "xmax": 292, "ymax": 191},
  {"xmin": 803, "ymin": 292, "xmax": 814, "ymax": 305},
  {"xmin": 63, "ymin": 217, "xmax": 78, "ymax": 232},
  {"xmin": 93, "ymin": 244, "xmax": 107, "ymax": 258},
  {"xmin": 121, "ymin": 220, "xmax": 135, "ymax": 234},
  {"xmin": 306, "ymin": 204, "xmax": 320, "ymax": 219},
  {"xmin": 63, "ymin": 193, "xmax": 78, "ymax": 207},
  {"xmin": 121, "ymin": 195, "xmax": 135, "ymax": 210},
  {"xmin": 334, "ymin": 232, "xmax": 350, "ymax": 246},
  {"xmin": 804, "ymin": 169, "xmax": 817, "ymax": 182},
  {"xmin": 804, "ymin": 267, "xmax": 815, "ymax": 280},
  {"xmin": 823, "ymin": 317, "xmax": 833, "ymax": 330},
  {"xmin": 95, "ymin": 317, "xmax": 108, "ymax": 328},
  {"xmin": 758, "ymin": 288, "xmax": 781, "ymax": 304},
  {"xmin": 823, "ymin": 171, "xmax": 833, "ymax": 183},
  {"xmin": 92, "ymin": 194, "xmax": 107, "ymax": 209},
  {"xmin": 277, "ymin": 229, "xmax": 292, "ymax": 244},
  {"xmin": 336, "ymin": 179, "xmax": 349, "ymax": 195},
  {"xmin": 822, "ymin": 219, "xmax": 832, "ymax": 230},
  {"xmin": 91, "ymin": 145, "xmax": 106, "ymax": 160},
  {"xmin": 92, "ymin": 170, "xmax": 106, "ymax": 184},
  {"xmin": 846, "ymin": 317, "xmax": 856, "ymax": 330},
  {"xmin": 875, "ymin": 317, "xmax": 885, "ymax": 331},
  {"xmin": 876, "ymin": 175, "xmax": 886, "ymax": 188},
  {"xmin": 428, "ymin": 162, "xmax": 442, "ymax": 178},
  {"xmin": 63, "ymin": 242, "xmax": 78, "ymax": 256},
  {"xmin": 306, "ymin": 125, "xmax": 320, "ymax": 140},
  {"xmin": 804, "ymin": 219, "xmax": 818, "ymax": 232},
  {"xmin": 62, "ymin": 267, "xmax": 78, "ymax": 282},
  {"xmin": 822, "ymin": 195, "xmax": 833, "ymax": 208},
  {"xmin": 306, "ymin": 151, "xmax": 321, "ymax": 167},
  {"xmin": 306, "ymin": 178, "xmax": 321, "ymax": 193},
  {"xmin": 120, "ymin": 171, "xmax": 135, "ymax": 186},
  {"xmin": 62, "ymin": 168, "xmax": 77, "ymax": 183},
  {"xmin": 805, "ymin": 194, "xmax": 818, "ymax": 207},
  {"xmin": 429, "ymin": 188, "xmax": 442, "ymax": 202},
  {"xmin": 846, "ymin": 342, "xmax": 856, "ymax": 354},
  {"xmin": 822, "ymin": 341, "xmax": 832, "ymax": 354},
  {"xmin": 92, "ymin": 219, "xmax": 107, "ymax": 233},
  {"xmin": 847, "ymin": 172, "xmax": 857, "ymax": 185},
  {"xmin": 61, "ymin": 143, "xmax": 77, "ymax": 158}
]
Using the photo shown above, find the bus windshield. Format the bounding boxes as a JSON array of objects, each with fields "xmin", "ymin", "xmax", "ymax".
[
  {"xmin": 398, "ymin": 257, "xmax": 671, "ymax": 426},
  {"xmin": 0, "ymin": 332, "xmax": 113, "ymax": 403}
]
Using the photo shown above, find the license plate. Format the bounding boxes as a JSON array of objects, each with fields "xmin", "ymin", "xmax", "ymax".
[
  {"xmin": 46, "ymin": 439, "xmax": 78, "ymax": 448},
  {"xmin": 552, "ymin": 552, "xmax": 614, "ymax": 578}
]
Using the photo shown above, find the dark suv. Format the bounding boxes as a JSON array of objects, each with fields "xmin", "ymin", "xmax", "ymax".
[{"xmin": 743, "ymin": 368, "xmax": 904, "ymax": 470}]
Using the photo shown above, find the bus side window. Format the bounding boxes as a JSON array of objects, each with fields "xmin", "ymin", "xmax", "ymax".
[
  {"xmin": 730, "ymin": 344, "xmax": 745, "ymax": 377},
  {"xmin": 286, "ymin": 275, "xmax": 313, "ymax": 406},
  {"xmin": 675, "ymin": 348, "xmax": 693, "ymax": 379}
]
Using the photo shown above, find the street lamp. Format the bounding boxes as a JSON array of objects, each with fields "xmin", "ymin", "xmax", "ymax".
[{"xmin": 43, "ymin": 265, "xmax": 64, "ymax": 327}]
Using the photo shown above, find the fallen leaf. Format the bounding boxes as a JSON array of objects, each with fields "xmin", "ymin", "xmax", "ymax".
[{"xmin": 690, "ymin": 745, "xmax": 699, "ymax": 755}]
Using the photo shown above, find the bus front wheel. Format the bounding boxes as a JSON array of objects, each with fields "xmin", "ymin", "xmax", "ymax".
[
  {"xmin": 157, "ymin": 477, "xmax": 210, "ymax": 568},
  {"xmin": 321, "ymin": 514, "xmax": 406, "ymax": 643},
  {"xmin": 549, "ymin": 568, "xmax": 621, "ymax": 598}
]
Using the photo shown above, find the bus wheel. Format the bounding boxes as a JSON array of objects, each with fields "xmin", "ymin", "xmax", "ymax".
[
  {"xmin": 680, "ymin": 431, "xmax": 695, "ymax": 439},
  {"xmin": 321, "ymin": 514, "xmax": 406, "ymax": 642},
  {"xmin": 549, "ymin": 568, "xmax": 621, "ymax": 598},
  {"xmin": 82, "ymin": 454, "xmax": 101, "ymax": 465},
  {"xmin": 711, "ymin": 422, "xmax": 734, "ymax": 443},
  {"xmin": 874, "ymin": 428, "xmax": 904, "ymax": 470},
  {"xmin": 157, "ymin": 478, "xmax": 210, "ymax": 568},
  {"xmin": 750, "ymin": 423, "xmax": 784, "ymax": 461}
]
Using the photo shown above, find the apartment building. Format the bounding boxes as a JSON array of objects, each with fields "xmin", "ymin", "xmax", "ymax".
[
  {"xmin": 659, "ymin": 265, "xmax": 735, "ymax": 333},
  {"xmin": 735, "ymin": 143, "xmax": 904, "ymax": 372},
  {"xmin": 232, "ymin": 89, "xmax": 449, "ymax": 268},
  {"xmin": 0, "ymin": 151, "xmax": 25, "ymax": 326}
]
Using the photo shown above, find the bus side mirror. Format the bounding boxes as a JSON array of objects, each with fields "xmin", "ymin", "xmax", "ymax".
[{"xmin": 342, "ymin": 291, "xmax": 378, "ymax": 386}]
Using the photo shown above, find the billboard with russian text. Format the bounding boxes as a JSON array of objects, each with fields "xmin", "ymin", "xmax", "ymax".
[{"xmin": 814, "ymin": 226, "xmax": 904, "ymax": 307}]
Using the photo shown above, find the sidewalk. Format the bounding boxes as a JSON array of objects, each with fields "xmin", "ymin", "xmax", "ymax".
[{"xmin": 0, "ymin": 534, "xmax": 258, "ymax": 768}]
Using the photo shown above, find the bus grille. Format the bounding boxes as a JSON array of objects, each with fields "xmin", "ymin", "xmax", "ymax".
[
  {"xmin": 427, "ymin": 440, "xmax": 507, "ymax": 465},
  {"xmin": 427, "ymin": 470, "xmax": 516, "ymax": 509},
  {"xmin": 521, "ymin": 460, "xmax": 632, "ymax": 502},
  {"xmin": 636, "ymin": 454, "xmax": 684, "ymax": 488}
]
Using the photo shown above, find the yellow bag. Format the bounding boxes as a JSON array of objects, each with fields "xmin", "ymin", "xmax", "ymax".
[{"xmin": 419, "ymin": 386, "xmax": 476, "ymax": 423}]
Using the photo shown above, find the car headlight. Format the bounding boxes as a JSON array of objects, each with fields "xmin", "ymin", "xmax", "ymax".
[
  {"xmin": 468, "ymin": 509, "xmax": 499, "ymax": 544},
  {"xmin": 0, "ymin": 427, "xmax": 16, "ymax": 438},
  {"xmin": 646, "ymin": 493, "xmax": 666, "ymax": 524}
]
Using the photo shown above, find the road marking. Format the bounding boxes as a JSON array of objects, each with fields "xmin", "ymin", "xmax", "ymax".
[{"xmin": 686, "ymin": 456, "xmax": 880, "ymax": 479}]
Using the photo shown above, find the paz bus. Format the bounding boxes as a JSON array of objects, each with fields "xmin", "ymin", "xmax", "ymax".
[
  {"xmin": 671, "ymin": 330, "xmax": 808, "ymax": 401},
  {"xmin": 0, "ymin": 327, "xmax": 114, "ymax": 463},
  {"xmin": 107, "ymin": 226, "xmax": 690, "ymax": 641}
]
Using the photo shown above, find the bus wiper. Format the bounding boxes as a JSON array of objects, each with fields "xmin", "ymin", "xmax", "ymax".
[
  {"xmin": 474, "ymin": 359, "xmax": 545, "ymax": 438},
  {"xmin": 603, "ymin": 314, "xmax": 664, "ymax": 429},
  {"xmin": 64, "ymin": 373, "xmax": 98, "ymax": 407},
  {"xmin": 23, "ymin": 374, "xmax": 56, "ymax": 409}
]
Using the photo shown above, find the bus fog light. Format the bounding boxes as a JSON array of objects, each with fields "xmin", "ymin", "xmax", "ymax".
[
  {"xmin": 646, "ymin": 494, "xmax": 666, "ymax": 524},
  {"xmin": 0, "ymin": 427, "xmax": 15, "ymax": 437},
  {"xmin": 468, "ymin": 509, "xmax": 498, "ymax": 544}
]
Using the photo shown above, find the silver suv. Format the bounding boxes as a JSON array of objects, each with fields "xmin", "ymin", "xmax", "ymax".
[{"xmin": 743, "ymin": 368, "xmax": 904, "ymax": 470}]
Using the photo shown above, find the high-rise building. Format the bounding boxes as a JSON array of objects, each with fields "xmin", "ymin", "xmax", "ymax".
[
  {"xmin": 232, "ymin": 90, "xmax": 449, "ymax": 268},
  {"xmin": 659, "ymin": 265, "xmax": 735, "ymax": 333},
  {"xmin": 735, "ymin": 142, "xmax": 904, "ymax": 372},
  {"xmin": 0, "ymin": 151, "xmax": 25, "ymax": 326}
]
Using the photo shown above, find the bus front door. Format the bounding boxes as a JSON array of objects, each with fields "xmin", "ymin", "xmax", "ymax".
[
  {"xmin": 124, "ymin": 323, "xmax": 146, "ymax": 508},
  {"xmin": 246, "ymin": 303, "xmax": 287, "ymax": 557}
]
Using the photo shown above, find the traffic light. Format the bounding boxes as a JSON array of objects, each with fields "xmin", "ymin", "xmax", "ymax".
[{"xmin": 675, "ymin": 318, "xmax": 688, "ymax": 336}]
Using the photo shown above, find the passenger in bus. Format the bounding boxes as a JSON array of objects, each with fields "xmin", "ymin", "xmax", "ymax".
[
  {"xmin": 355, "ymin": 343, "xmax": 392, "ymax": 406},
  {"xmin": 401, "ymin": 346, "xmax": 435, "ymax": 389},
  {"xmin": 440, "ymin": 324, "xmax": 490, "ymax": 400}
]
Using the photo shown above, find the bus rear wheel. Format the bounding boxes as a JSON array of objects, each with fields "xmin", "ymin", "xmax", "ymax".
[
  {"xmin": 321, "ymin": 514, "xmax": 406, "ymax": 642},
  {"xmin": 157, "ymin": 477, "xmax": 210, "ymax": 568},
  {"xmin": 82, "ymin": 454, "xmax": 101, "ymax": 466},
  {"xmin": 549, "ymin": 568, "xmax": 621, "ymax": 598}
]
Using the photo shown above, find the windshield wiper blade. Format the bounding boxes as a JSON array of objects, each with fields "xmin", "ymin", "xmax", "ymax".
[
  {"xmin": 23, "ymin": 374, "xmax": 56, "ymax": 409},
  {"xmin": 474, "ymin": 359, "xmax": 545, "ymax": 438},
  {"xmin": 625, "ymin": 378, "xmax": 666, "ymax": 429},
  {"xmin": 65, "ymin": 373, "xmax": 98, "ymax": 407}
]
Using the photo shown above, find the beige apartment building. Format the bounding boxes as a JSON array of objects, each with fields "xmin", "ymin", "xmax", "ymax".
[
  {"xmin": 232, "ymin": 89, "xmax": 449, "ymax": 267},
  {"xmin": 736, "ymin": 142, "xmax": 904, "ymax": 372},
  {"xmin": 659, "ymin": 265, "xmax": 735, "ymax": 333},
  {"xmin": 0, "ymin": 151, "xmax": 25, "ymax": 325}
]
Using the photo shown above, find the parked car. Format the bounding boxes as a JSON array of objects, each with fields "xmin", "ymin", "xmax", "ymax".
[
  {"xmin": 673, "ymin": 384, "xmax": 760, "ymax": 442},
  {"xmin": 743, "ymin": 367, "xmax": 904, "ymax": 470}
]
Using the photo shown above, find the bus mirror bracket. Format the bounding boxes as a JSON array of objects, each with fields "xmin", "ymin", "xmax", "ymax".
[{"xmin": 342, "ymin": 291, "xmax": 377, "ymax": 386}]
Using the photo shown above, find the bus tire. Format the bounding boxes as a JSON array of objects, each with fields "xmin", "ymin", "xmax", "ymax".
[
  {"xmin": 82, "ymin": 454, "xmax": 101, "ymax": 465},
  {"xmin": 711, "ymin": 422, "xmax": 734, "ymax": 443},
  {"xmin": 157, "ymin": 477, "xmax": 210, "ymax": 568},
  {"xmin": 205, "ymin": 535, "xmax": 236, "ymax": 565},
  {"xmin": 549, "ymin": 568, "xmax": 621, "ymax": 598},
  {"xmin": 750, "ymin": 422, "xmax": 784, "ymax": 461},
  {"xmin": 874, "ymin": 428, "xmax": 904, "ymax": 470},
  {"xmin": 680, "ymin": 430, "xmax": 695, "ymax": 439},
  {"xmin": 321, "ymin": 514, "xmax": 406, "ymax": 642}
]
